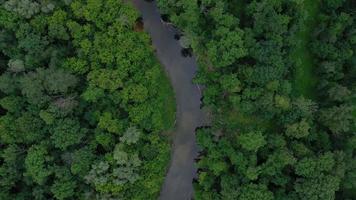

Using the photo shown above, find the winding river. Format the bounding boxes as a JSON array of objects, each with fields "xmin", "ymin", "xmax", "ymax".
[{"xmin": 131, "ymin": 0, "xmax": 205, "ymax": 199}]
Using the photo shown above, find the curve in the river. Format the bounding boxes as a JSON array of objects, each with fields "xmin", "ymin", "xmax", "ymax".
[{"xmin": 131, "ymin": 1, "xmax": 205, "ymax": 199}]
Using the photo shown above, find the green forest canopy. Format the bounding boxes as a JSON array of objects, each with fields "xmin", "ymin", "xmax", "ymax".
[
  {"xmin": 157, "ymin": 0, "xmax": 356, "ymax": 199},
  {"xmin": 0, "ymin": 0, "xmax": 175, "ymax": 199},
  {"xmin": 0, "ymin": 0, "xmax": 355, "ymax": 200}
]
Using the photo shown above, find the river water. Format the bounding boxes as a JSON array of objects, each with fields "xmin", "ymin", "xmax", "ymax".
[{"xmin": 131, "ymin": 0, "xmax": 205, "ymax": 199}]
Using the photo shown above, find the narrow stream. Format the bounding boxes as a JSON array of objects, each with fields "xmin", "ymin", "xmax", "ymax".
[{"xmin": 131, "ymin": 1, "xmax": 205, "ymax": 199}]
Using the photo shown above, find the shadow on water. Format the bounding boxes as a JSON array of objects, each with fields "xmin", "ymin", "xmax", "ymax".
[
  {"xmin": 134, "ymin": 17, "xmax": 144, "ymax": 32},
  {"xmin": 174, "ymin": 33, "xmax": 182, "ymax": 40},
  {"xmin": 181, "ymin": 48, "xmax": 193, "ymax": 58},
  {"xmin": 161, "ymin": 14, "xmax": 170, "ymax": 23}
]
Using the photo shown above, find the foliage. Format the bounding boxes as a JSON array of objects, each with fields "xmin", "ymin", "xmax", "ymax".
[
  {"xmin": 0, "ymin": 0, "xmax": 175, "ymax": 199},
  {"xmin": 157, "ymin": 0, "xmax": 356, "ymax": 199}
]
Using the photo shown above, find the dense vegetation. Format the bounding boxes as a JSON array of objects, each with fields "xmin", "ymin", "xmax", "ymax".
[
  {"xmin": 0, "ymin": 0, "xmax": 175, "ymax": 199},
  {"xmin": 157, "ymin": 0, "xmax": 356, "ymax": 199}
]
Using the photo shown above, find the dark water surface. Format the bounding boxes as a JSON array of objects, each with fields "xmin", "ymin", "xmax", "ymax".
[{"xmin": 131, "ymin": 1, "xmax": 205, "ymax": 199}]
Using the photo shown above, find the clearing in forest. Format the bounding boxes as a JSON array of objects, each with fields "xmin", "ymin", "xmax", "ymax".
[{"xmin": 291, "ymin": 0, "xmax": 319, "ymax": 99}]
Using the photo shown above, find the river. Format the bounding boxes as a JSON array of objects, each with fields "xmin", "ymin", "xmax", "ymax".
[{"xmin": 131, "ymin": 0, "xmax": 205, "ymax": 199}]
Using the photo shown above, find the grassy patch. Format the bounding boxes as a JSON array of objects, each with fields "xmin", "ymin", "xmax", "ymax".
[
  {"xmin": 157, "ymin": 68, "xmax": 176, "ymax": 131},
  {"xmin": 352, "ymin": 98, "xmax": 356, "ymax": 131},
  {"xmin": 291, "ymin": 0, "xmax": 320, "ymax": 99},
  {"xmin": 226, "ymin": 109, "xmax": 271, "ymax": 132}
]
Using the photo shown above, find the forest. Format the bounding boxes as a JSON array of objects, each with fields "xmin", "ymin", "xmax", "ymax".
[
  {"xmin": 0, "ymin": 0, "xmax": 176, "ymax": 199},
  {"xmin": 0, "ymin": 0, "xmax": 355, "ymax": 200},
  {"xmin": 157, "ymin": 0, "xmax": 356, "ymax": 199}
]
